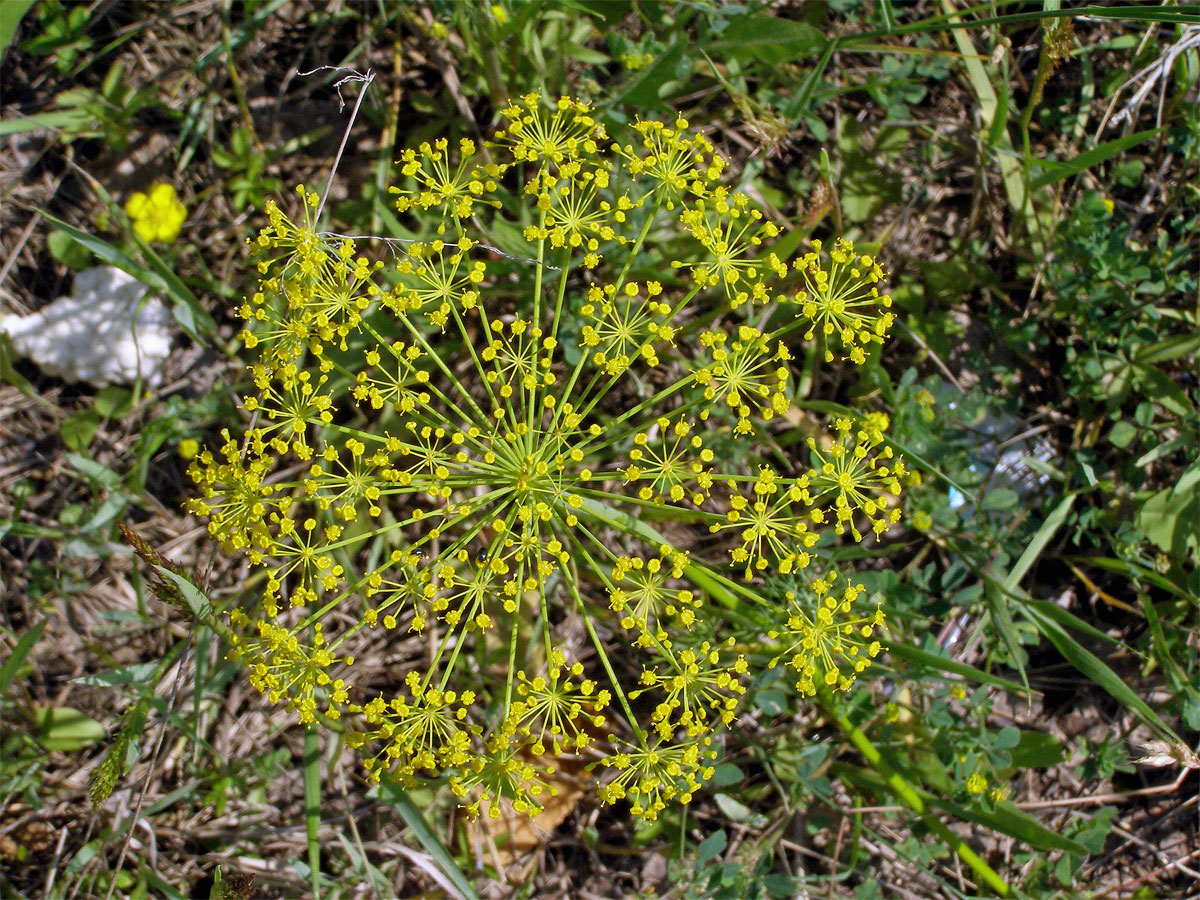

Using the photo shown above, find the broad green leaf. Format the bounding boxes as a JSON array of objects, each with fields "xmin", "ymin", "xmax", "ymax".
[
  {"xmin": 1133, "ymin": 362, "xmax": 1193, "ymax": 417},
  {"xmin": 64, "ymin": 452, "xmax": 121, "ymax": 489},
  {"xmin": 34, "ymin": 706, "xmax": 106, "ymax": 751},
  {"xmin": 994, "ymin": 725, "xmax": 1020, "ymax": 751},
  {"xmin": 60, "ymin": 408, "xmax": 100, "ymax": 451},
  {"xmin": 155, "ymin": 566, "xmax": 214, "ymax": 624},
  {"xmin": 1136, "ymin": 462, "xmax": 1200, "ymax": 563},
  {"xmin": 981, "ymin": 487, "xmax": 1019, "ymax": 511},
  {"xmin": 0, "ymin": 107, "xmax": 92, "ymax": 136},
  {"xmin": 698, "ymin": 828, "xmax": 728, "ymax": 864},
  {"xmin": 93, "ymin": 385, "xmax": 133, "ymax": 419},
  {"xmin": 1009, "ymin": 730, "xmax": 1065, "ymax": 769},
  {"xmin": 714, "ymin": 793, "xmax": 753, "ymax": 822},
  {"xmin": 1136, "ymin": 434, "xmax": 1190, "ymax": 468},
  {"xmin": 0, "ymin": 618, "xmax": 47, "ymax": 693},
  {"xmin": 0, "ymin": 0, "xmax": 36, "ymax": 63},
  {"xmin": 72, "ymin": 662, "xmax": 158, "ymax": 687},
  {"xmin": 47, "ymin": 228, "xmax": 93, "ymax": 268},
  {"xmin": 1107, "ymin": 421, "xmax": 1137, "ymax": 448}
]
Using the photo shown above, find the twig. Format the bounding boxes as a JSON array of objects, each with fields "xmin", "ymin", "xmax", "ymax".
[{"xmin": 297, "ymin": 66, "xmax": 376, "ymax": 227}]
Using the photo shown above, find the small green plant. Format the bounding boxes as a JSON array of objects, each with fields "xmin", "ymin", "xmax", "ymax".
[
  {"xmin": 212, "ymin": 125, "xmax": 283, "ymax": 211},
  {"xmin": 188, "ymin": 95, "xmax": 902, "ymax": 823}
]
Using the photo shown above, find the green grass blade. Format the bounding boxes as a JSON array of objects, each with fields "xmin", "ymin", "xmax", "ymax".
[
  {"xmin": 841, "ymin": 764, "xmax": 1088, "ymax": 855},
  {"xmin": 1021, "ymin": 601, "xmax": 1184, "ymax": 747},
  {"xmin": 935, "ymin": 797, "xmax": 1089, "ymax": 856},
  {"xmin": 941, "ymin": 0, "xmax": 1035, "ymax": 248},
  {"xmin": 879, "ymin": 0, "xmax": 898, "ymax": 31},
  {"xmin": 378, "ymin": 781, "xmax": 481, "ymax": 900},
  {"xmin": 825, "ymin": 692, "xmax": 1013, "ymax": 897},
  {"xmin": 1003, "ymin": 494, "xmax": 1075, "ymax": 592},
  {"xmin": 984, "ymin": 580, "xmax": 1031, "ymax": 696},
  {"xmin": 887, "ymin": 641, "xmax": 1033, "ymax": 696},
  {"xmin": 1031, "ymin": 128, "xmax": 1161, "ymax": 189},
  {"xmin": 36, "ymin": 210, "xmax": 214, "ymax": 342},
  {"xmin": 0, "ymin": 618, "xmax": 47, "ymax": 694}
]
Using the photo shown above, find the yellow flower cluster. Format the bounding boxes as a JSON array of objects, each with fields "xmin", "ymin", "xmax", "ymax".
[
  {"xmin": 125, "ymin": 183, "xmax": 187, "ymax": 244},
  {"xmin": 189, "ymin": 94, "xmax": 901, "ymax": 822}
]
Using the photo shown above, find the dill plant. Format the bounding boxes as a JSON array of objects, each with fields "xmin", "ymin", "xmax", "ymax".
[{"xmin": 188, "ymin": 94, "xmax": 905, "ymax": 822}]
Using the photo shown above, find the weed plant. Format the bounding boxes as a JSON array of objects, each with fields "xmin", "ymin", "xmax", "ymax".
[{"xmin": 186, "ymin": 95, "xmax": 901, "ymax": 822}]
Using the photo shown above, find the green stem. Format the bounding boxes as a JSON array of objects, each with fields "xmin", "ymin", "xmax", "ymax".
[{"xmin": 822, "ymin": 692, "xmax": 1012, "ymax": 897}]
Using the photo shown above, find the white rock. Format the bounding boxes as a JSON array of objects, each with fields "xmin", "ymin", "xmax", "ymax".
[{"xmin": 1, "ymin": 266, "xmax": 175, "ymax": 388}]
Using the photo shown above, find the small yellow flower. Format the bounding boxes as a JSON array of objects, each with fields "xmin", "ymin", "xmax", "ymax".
[
  {"xmin": 125, "ymin": 183, "xmax": 187, "ymax": 244},
  {"xmin": 489, "ymin": 3, "xmax": 508, "ymax": 24},
  {"xmin": 178, "ymin": 438, "xmax": 200, "ymax": 460},
  {"xmin": 966, "ymin": 772, "xmax": 988, "ymax": 795}
]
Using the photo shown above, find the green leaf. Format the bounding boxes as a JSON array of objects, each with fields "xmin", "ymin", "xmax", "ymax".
[
  {"xmin": 93, "ymin": 385, "xmax": 133, "ymax": 419},
  {"xmin": 697, "ymin": 828, "xmax": 727, "ymax": 864},
  {"xmin": 1134, "ymin": 332, "xmax": 1200, "ymax": 365},
  {"xmin": 0, "ymin": 107, "xmax": 94, "ymax": 137},
  {"xmin": 563, "ymin": 41, "xmax": 610, "ymax": 65},
  {"xmin": 714, "ymin": 793, "xmax": 753, "ymax": 821},
  {"xmin": 47, "ymin": 228, "xmax": 93, "ymax": 269},
  {"xmin": 1136, "ymin": 462, "xmax": 1200, "ymax": 563},
  {"xmin": 1022, "ymin": 600, "xmax": 1184, "ymax": 747},
  {"xmin": 60, "ymin": 409, "xmax": 100, "ymax": 451},
  {"xmin": 981, "ymin": 487, "xmax": 1019, "ymax": 511},
  {"xmin": 1004, "ymin": 495, "xmax": 1076, "ymax": 592},
  {"xmin": 887, "ymin": 641, "xmax": 1033, "ymax": 696},
  {"xmin": 994, "ymin": 725, "xmax": 1020, "ymax": 751},
  {"xmin": 64, "ymin": 452, "xmax": 121, "ymax": 489},
  {"xmin": 0, "ymin": 0, "xmax": 36, "ymax": 64},
  {"xmin": 0, "ymin": 619, "xmax": 47, "ymax": 693},
  {"xmin": 985, "ymin": 580, "xmax": 1029, "ymax": 693},
  {"xmin": 937, "ymin": 796, "xmax": 1089, "ymax": 856},
  {"xmin": 34, "ymin": 705, "xmax": 106, "ymax": 751},
  {"xmin": 1107, "ymin": 420, "xmax": 1137, "ymax": 448},
  {"xmin": 711, "ymin": 762, "xmax": 743, "ymax": 787},
  {"xmin": 72, "ymin": 662, "xmax": 158, "ymax": 687},
  {"xmin": 1030, "ymin": 128, "xmax": 1160, "ymax": 189},
  {"xmin": 378, "ymin": 781, "xmax": 480, "ymax": 900},
  {"xmin": 609, "ymin": 40, "xmax": 683, "ymax": 111},
  {"xmin": 1009, "ymin": 730, "xmax": 1065, "ymax": 769},
  {"xmin": 155, "ymin": 566, "xmax": 214, "ymax": 624},
  {"xmin": 705, "ymin": 14, "xmax": 826, "ymax": 64}
]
